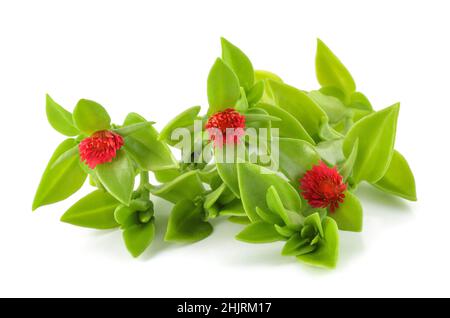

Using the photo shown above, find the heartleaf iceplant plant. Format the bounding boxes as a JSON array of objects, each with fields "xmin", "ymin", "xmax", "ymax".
[{"xmin": 33, "ymin": 38, "xmax": 416, "ymax": 268}]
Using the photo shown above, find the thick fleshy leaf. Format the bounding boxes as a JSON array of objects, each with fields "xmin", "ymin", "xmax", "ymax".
[
  {"xmin": 282, "ymin": 234, "xmax": 309, "ymax": 256},
  {"xmin": 204, "ymin": 183, "xmax": 227, "ymax": 209},
  {"xmin": 268, "ymin": 80, "xmax": 328, "ymax": 140},
  {"xmin": 373, "ymin": 150, "xmax": 417, "ymax": 201},
  {"xmin": 60, "ymin": 190, "xmax": 120, "ymax": 229},
  {"xmin": 123, "ymin": 220, "xmax": 155, "ymax": 257},
  {"xmin": 339, "ymin": 139, "xmax": 359, "ymax": 181},
  {"xmin": 221, "ymin": 37, "xmax": 254, "ymax": 91},
  {"xmin": 165, "ymin": 200, "xmax": 213, "ymax": 243},
  {"xmin": 235, "ymin": 221, "xmax": 285, "ymax": 243},
  {"xmin": 277, "ymin": 138, "xmax": 320, "ymax": 187},
  {"xmin": 256, "ymin": 103, "xmax": 315, "ymax": 144},
  {"xmin": 329, "ymin": 191, "xmax": 363, "ymax": 232},
  {"xmin": 308, "ymin": 90, "xmax": 351, "ymax": 124},
  {"xmin": 151, "ymin": 171, "xmax": 205, "ymax": 203},
  {"xmin": 215, "ymin": 143, "xmax": 246, "ymax": 198},
  {"xmin": 266, "ymin": 186, "xmax": 303, "ymax": 228},
  {"xmin": 72, "ymin": 99, "xmax": 111, "ymax": 134},
  {"xmin": 154, "ymin": 168, "xmax": 182, "ymax": 183},
  {"xmin": 45, "ymin": 94, "xmax": 79, "ymax": 136},
  {"xmin": 95, "ymin": 150, "xmax": 135, "ymax": 205},
  {"xmin": 237, "ymin": 163, "xmax": 302, "ymax": 222},
  {"xmin": 315, "ymin": 139, "xmax": 345, "ymax": 166},
  {"xmin": 207, "ymin": 58, "xmax": 241, "ymax": 115},
  {"xmin": 297, "ymin": 217, "xmax": 339, "ymax": 268},
  {"xmin": 123, "ymin": 112, "xmax": 178, "ymax": 171},
  {"xmin": 33, "ymin": 139, "xmax": 87, "ymax": 210},
  {"xmin": 219, "ymin": 199, "xmax": 246, "ymax": 216},
  {"xmin": 254, "ymin": 70, "xmax": 283, "ymax": 105},
  {"xmin": 343, "ymin": 103, "xmax": 400, "ymax": 184},
  {"xmin": 349, "ymin": 92, "xmax": 373, "ymax": 111},
  {"xmin": 315, "ymin": 39, "xmax": 356, "ymax": 100},
  {"xmin": 159, "ymin": 106, "xmax": 201, "ymax": 143},
  {"xmin": 247, "ymin": 81, "xmax": 264, "ymax": 105}
]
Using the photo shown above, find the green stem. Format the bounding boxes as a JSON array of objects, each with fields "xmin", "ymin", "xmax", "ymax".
[{"xmin": 139, "ymin": 171, "xmax": 150, "ymax": 199}]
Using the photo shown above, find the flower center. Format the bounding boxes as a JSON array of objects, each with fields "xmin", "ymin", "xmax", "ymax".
[{"xmin": 205, "ymin": 108, "xmax": 246, "ymax": 146}]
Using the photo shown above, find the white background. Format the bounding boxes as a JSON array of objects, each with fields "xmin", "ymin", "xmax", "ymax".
[{"xmin": 0, "ymin": 0, "xmax": 448, "ymax": 297}]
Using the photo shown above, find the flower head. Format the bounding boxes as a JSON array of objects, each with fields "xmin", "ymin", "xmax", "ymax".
[
  {"xmin": 79, "ymin": 130, "xmax": 124, "ymax": 169},
  {"xmin": 299, "ymin": 161, "xmax": 347, "ymax": 213},
  {"xmin": 205, "ymin": 108, "xmax": 245, "ymax": 147}
]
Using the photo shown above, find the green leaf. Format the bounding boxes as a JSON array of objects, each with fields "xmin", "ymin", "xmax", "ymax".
[
  {"xmin": 159, "ymin": 106, "xmax": 201, "ymax": 143},
  {"xmin": 256, "ymin": 103, "xmax": 314, "ymax": 143},
  {"xmin": 72, "ymin": 99, "xmax": 111, "ymax": 134},
  {"xmin": 247, "ymin": 81, "xmax": 264, "ymax": 105},
  {"xmin": 60, "ymin": 190, "xmax": 120, "ymax": 229},
  {"xmin": 329, "ymin": 191, "xmax": 363, "ymax": 232},
  {"xmin": 343, "ymin": 103, "xmax": 400, "ymax": 184},
  {"xmin": 114, "ymin": 205, "xmax": 136, "ymax": 226},
  {"xmin": 339, "ymin": 139, "xmax": 359, "ymax": 181},
  {"xmin": 45, "ymin": 94, "xmax": 79, "ymax": 136},
  {"xmin": 215, "ymin": 143, "xmax": 246, "ymax": 198},
  {"xmin": 266, "ymin": 186, "xmax": 303, "ymax": 228},
  {"xmin": 282, "ymin": 234, "xmax": 309, "ymax": 256},
  {"xmin": 33, "ymin": 139, "xmax": 87, "ymax": 210},
  {"xmin": 204, "ymin": 183, "xmax": 227, "ymax": 209},
  {"xmin": 154, "ymin": 168, "xmax": 182, "ymax": 183},
  {"xmin": 123, "ymin": 220, "xmax": 155, "ymax": 257},
  {"xmin": 165, "ymin": 200, "xmax": 213, "ymax": 243},
  {"xmin": 308, "ymin": 90, "xmax": 351, "ymax": 124},
  {"xmin": 221, "ymin": 37, "xmax": 254, "ymax": 91},
  {"xmin": 207, "ymin": 58, "xmax": 241, "ymax": 115},
  {"xmin": 349, "ymin": 92, "xmax": 373, "ymax": 111},
  {"xmin": 373, "ymin": 150, "xmax": 417, "ymax": 201},
  {"xmin": 315, "ymin": 139, "xmax": 345, "ymax": 166},
  {"xmin": 122, "ymin": 112, "xmax": 178, "ymax": 171},
  {"xmin": 297, "ymin": 217, "xmax": 339, "ymax": 268},
  {"xmin": 277, "ymin": 138, "xmax": 321, "ymax": 187},
  {"xmin": 236, "ymin": 221, "xmax": 285, "ymax": 243},
  {"xmin": 255, "ymin": 206, "xmax": 284, "ymax": 225},
  {"xmin": 268, "ymin": 80, "xmax": 328, "ymax": 140},
  {"xmin": 228, "ymin": 216, "xmax": 251, "ymax": 225},
  {"xmin": 254, "ymin": 70, "xmax": 283, "ymax": 104},
  {"xmin": 95, "ymin": 149, "xmax": 135, "ymax": 205},
  {"xmin": 237, "ymin": 163, "xmax": 301, "ymax": 222},
  {"xmin": 219, "ymin": 199, "xmax": 246, "ymax": 216},
  {"xmin": 151, "ymin": 170, "xmax": 205, "ymax": 203},
  {"xmin": 316, "ymin": 39, "xmax": 356, "ymax": 100}
]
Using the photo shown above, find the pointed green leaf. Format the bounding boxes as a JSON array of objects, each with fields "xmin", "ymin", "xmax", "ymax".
[
  {"xmin": 297, "ymin": 217, "xmax": 339, "ymax": 268},
  {"xmin": 236, "ymin": 221, "xmax": 285, "ymax": 243},
  {"xmin": 339, "ymin": 139, "xmax": 359, "ymax": 181},
  {"xmin": 215, "ymin": 143, "xmax": 246, "ymax": 198},
  {"xmin": 373, "ymin": 150, "xmax": 417, "ymax": 201},
  {"xmin": 207, "ymin": 58, "xmax": 241, "ymax": 115},
  {"xmin": 256, "ymin": 103, "xmax": 314, "ymax": 143},
  {"xmin": 159, "ymin": 106, "xmax": 201, "ymax": 142},
  {"xmin": 165, "ymin": 200, "xmax": 213, "ymax": 243},
  {"xmin": 33, "ymin": 139, "xmax": 87, "ymax": 210},
  {"xmin": 329, "ymin": 191, "xmax": 363, "ymax": 232},
  {"xmin": 343, "ymin": 103, "xmax": 400, "ymax": 184},
  {"xmin": 266, "ymin": 186, "xmax": 303, "ymax": 228},
  {"xmin": 282, "ymin": 234, "xmax": 309, "ymax": 256},
  {"xmin": 219, "ymin": 199, "xmax": 246, "ymax": 217},
  {"xmin": 237, "ymin": 163, "xmax": 301, "ymax": 222},
  {"xmin": 154, "ymin": 168, "xmax": 182, "ymax": 183},
  {"xmin": 255, "ymin": 206, "xmax": 284, "ymax": 225},
  {"xmin": 316, "ymin": 39, "xmax": 356, "ymax": 100},
  {"xmin": 268, "ymin": 80, "xmax": 328, "ymax": 140},
  {"xmin": 123, "ymin": 220, "xmax": 155, "ymax": 257},
  {"xmin": 151, "ymin": 171, "xmax": 205, "ymax": 203},
  {"xmin": 349, "ymin": 92, "xmax": 373, "ymax": 111},
  {"xmin": 228, "ymin": 216, "xmax": 251, "ymax": 225},
  {"xmin": 247, "ymin": 81, "xmax": 264, "ymax": 105},
  {"xmin": 95, "ymin": 150, "xmax": 135, "ymax": 205},
  {"xmin": 315, "ymin": 139, "xmax": 345, "ymax": 166},
  {"xmin": 277, "ymin": 138, "xmax": 320, "ymax": 187},
  {"xmin": 308, "ymin": 90, "xmax": 351, "ymax": 124},
  {"xmin": 221, "ymin": 37, "xmax": 254, "ymax": 91},
  {"xmin": 45, "ymin": 94, "xmax": 79, "ymax": 136},
  {"xmin": 61, "ymin": 190, "xmax": 120, "ymax": 229},
  {"xmin": 72, "ymin": 99, "xmax": 111, "ymax": 134},
  {"xmin": 122, "ymin": 112, "xmax": 178, "ymax": 171}
]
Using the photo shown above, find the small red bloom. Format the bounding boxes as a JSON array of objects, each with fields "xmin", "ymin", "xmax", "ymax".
[
  {"xmin": 205, "ymin": 108, "xmax": 246, "ymax": 147},
  {"xmin": 79, "ymin": 130, "xmax": 124, "ymax": 169},
  {"xmin": 299, "ymin": 161, "xmax": 347, "ymax": 213}
]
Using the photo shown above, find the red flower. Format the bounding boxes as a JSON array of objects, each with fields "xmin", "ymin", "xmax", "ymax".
[
  {"xmin": 205, "ymin": 108, "xmax": 245, "ymax": 147},
  {"xmin": 299, "ymin": 161, "xmax": 347, "ymax": 213},
  {"xmin": 79, "ymin": 130, "xmax": 124, "ymax": 169}
]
